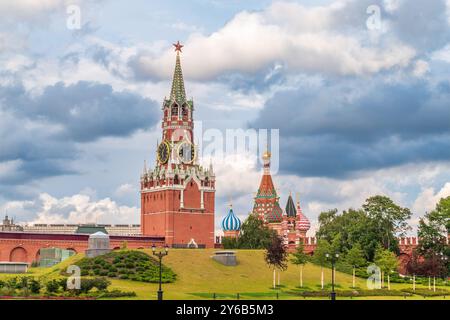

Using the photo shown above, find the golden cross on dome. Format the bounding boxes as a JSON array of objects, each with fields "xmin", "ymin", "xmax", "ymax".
[{"xmin": 173, "ymin": 41, "xmax": 184, "ymax": 53}]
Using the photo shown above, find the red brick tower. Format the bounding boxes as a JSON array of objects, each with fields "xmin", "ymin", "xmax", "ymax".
[
  {"xmin": 251, "ymin": 150, "xmax": 283, "ymax": 232},
  {"xmin": 140, "ymin": 42, "xmax": 216, "ymax": 248}
]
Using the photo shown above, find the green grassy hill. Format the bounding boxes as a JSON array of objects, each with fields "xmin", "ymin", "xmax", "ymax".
[
  {"xmin": 1, "ymin": 249, "xmax": 447, "ymax": 300},
  {"xmin": 103, "ymin": 249, "xmax": 448, "ymax": 300}
]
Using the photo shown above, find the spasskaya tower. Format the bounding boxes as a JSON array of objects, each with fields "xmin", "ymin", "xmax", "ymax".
[{"xmin": 140, "ymin": 42, "xmax": 216, "ymax": 248}]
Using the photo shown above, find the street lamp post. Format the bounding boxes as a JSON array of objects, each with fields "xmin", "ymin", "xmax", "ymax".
[
  {"xmin": 326, "ymin": 253, "xmax": 340, "ymax": 301},
  {"xmin": 152, "ymin": 244, "xmax": 169, "ymax": 301}
]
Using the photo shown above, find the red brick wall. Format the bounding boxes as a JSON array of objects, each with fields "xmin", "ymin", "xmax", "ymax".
[
  {"xmin": 183, "ymin": 181, "xmax": 201, "ymax": 209},
  {"xmin": 0, "ymin": 233, "xmax": 164, "ymax": 264}
]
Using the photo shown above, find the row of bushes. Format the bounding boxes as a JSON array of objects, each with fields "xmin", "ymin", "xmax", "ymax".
[
  {"xmin": 335, "ymin": 265, "xmax": 449, "ymax": 286},
  {"xmin": 45, "ymin": 277, "xmax": 110, "ymax": 294},
  {"xmin": 401, "ymin": 288, "xmax": 450, "ymax": 297},
  {"xmin": 289, "ymin": 289, "xmax": 413, "ymax": 297},
  {"xmin": 0, "ymin": 276, "xmax": 135, "ymax": 298},
  {"xmin": 0, "ymin": 277, "xmax": 41, "ymax": 295}
]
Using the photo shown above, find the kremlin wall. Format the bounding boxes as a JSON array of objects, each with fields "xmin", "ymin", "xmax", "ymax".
[{"xmin": 0, "ymin": 43, "xmax": 423, "ymax": 274}]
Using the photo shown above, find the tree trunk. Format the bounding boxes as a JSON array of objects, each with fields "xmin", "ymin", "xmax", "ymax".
[
  {"xmin": 321, "ymin": 267, "xmax": 324, "ymax": 289},
  {"xmin": 428, "ymin": 277, "xmax": 431, "ymax": 290},
  {"xmin": 381, "ymin": 271, "xmax": 384, "ymax": 288},
  {"xmin": 273, "ymin": 268, "xmax": 276, "ymax": 289},
  {"xmin": 352, "ymin": 267, "xmax": 355, "ymax": 288},
  {"xmin": 433, "ymin": 277, "xmax": 436, "ymax": 292},
  {"xmin": 300, "ymin": 265, "xmax": 303, "ymax": 288},
  {"xmin": 278, "ymin": 271, "xmax": 280, "ymax": 286},
  {"xmin": 413, "ymin": 275, "xmax": 416, "ymax": 292},
  {"xmin": 387, "ymin": 273, "xmax": 390, "ymax": 290}
]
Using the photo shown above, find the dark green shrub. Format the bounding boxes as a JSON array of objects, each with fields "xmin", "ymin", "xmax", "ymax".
[
  {"xmin": 97, "ymin": 290, "xmax": 136, "ymax": 298},
  {"xmin": 28, "ymin": 279, "xmax": 41, "ymax": 294},
  {"xmin": 45, "ymin": 280, "xmax": 60, "ymax": 293},
  {"xmin": 66, "ymin": 250, "xmax": 176, "ymax": 283},
  {"xmin": 92, "ymin": 277, "xmax": 110, "ymax": 291}
]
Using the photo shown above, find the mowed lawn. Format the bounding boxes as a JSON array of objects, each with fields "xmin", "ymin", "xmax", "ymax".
[
  {"xmin": 1, "ymin": 249, "xmax": 447, "ymax": 300},
  {"xmin": 100, "ymin": 249, "xmax": 447, "ymax": 300}
]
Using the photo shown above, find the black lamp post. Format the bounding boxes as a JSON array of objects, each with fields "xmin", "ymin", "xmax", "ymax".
[
  {"xmin": 152, "ymin": 244, "xmax": 169, "ymax": 300},
  {"xmin": 326, "ymin": 252, "xmax": 340, "ymax": 301}
]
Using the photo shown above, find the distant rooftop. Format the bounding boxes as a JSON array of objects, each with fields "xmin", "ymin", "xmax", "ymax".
[{"xmin": 75, "ymin": 225, "xmax": 108, "ymax": 235}]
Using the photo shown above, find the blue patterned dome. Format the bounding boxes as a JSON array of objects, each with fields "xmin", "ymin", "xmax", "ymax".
[{"xmin": 221, "ymin": 206, "xmax": 241, "ymax": 231}]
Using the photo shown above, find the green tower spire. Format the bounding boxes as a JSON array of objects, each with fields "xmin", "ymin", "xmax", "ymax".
[{"xmin": 170, "ymin": 41, "xmax": 186, "ymax": 103}]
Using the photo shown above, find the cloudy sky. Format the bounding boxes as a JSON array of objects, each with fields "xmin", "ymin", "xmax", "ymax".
[{"xmin": 1, "ymin": 0, "xmax": 450, "ymax": 235}]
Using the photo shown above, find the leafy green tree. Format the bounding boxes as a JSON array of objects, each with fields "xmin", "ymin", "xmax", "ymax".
[
  {"xmin": 363, "ymin": 195, "xmax": 411, "ymax": 251},
  {"xmin": 412, "ymin": 196, "xmax": 450, "ymax": 278},
  {"xmin": 312, "ymin": 239, "xmax": 331, "ymax": 289},
  {"xmin": 317, "ymin": 208, "xmax": 380, "ymax": 261},
  {"xmin": 221, "ymin": 236, "xmax": 239, "ymax": 249},
  {"xmin": 264, "ymin": 235, "xmax": 288, "ymax": 289},
  {"xmin": 345, "ymin": 243, "xmax": 367, "ymax": 288},
  {"xmin": 374, "ymin": 246, "xmax": 398, "ymax": 290},
  {"xmin": 316, "ymin": 209, "xmax": 339, "ymax": 244},
  {"xmin": 417, "ymin": 197, "xmax": 450, "ymax": 255},
  {"xmin": 431, "ymin": 196, "xmax": 450, "ymax": 232},
  {"xmin": 236, "ymin": 214, "xmax": 276, "ymax": 249},
  {"xmin": 290, "ymin": 244, "xmax": 309, "ymax": 287}
]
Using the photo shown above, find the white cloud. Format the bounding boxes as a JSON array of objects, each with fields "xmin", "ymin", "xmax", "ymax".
[
  {"xmin": 383, "ymin": 0, "xmax": 403, "ymax": 13},
  {"xmin": 0, "ymin": 32, "xmax": 27, "ymax": 52},
  {"xmin": 1, "ymin": 192, "xmax": 139, "ymax": 225},
  {"xmin": 412, "ymin": 59, "xmax": 430, "ymax": 77},
  {"xmin": 131, "ymin": 1, "xmax": 416, "ymax": 80},
  {"xmin": 447, "ymin": 0, "xmax": 450, "ymax": 24},
  {"xmin": 114, "ymin": 183, "xmax": 137, "ymax": 197},
  {"xmin": 170, "ymin": 22, "xmax": 203, "ymax": 33},
  {"xmin": 432, "ymin": 44, "xmax": 450, "ymax": 63},
  {"xmin": 0, "ymin": 0, "xmax": 98, "ymax": 23},
  {"xmin": 412, "ymin": 182, "xmax": 450, "ymax": 216}
]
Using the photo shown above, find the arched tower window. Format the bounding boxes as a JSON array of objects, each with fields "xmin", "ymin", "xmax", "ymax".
[
  {"xmin": 182, "ymin": 104, "xmax": 188, "ymax": 120},
  {"xmin": 171, "ymin": 104, "xmax": 178, "ymax": 119}
]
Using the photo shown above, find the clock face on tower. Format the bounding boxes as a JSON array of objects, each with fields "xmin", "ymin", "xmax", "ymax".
[
  {"xmin": 157, "ymin": 141, "xmax": 170, "ymax": 164},
  {"xmin": 177, "ymin": 141, "xmax": 196, "ymax": 164}
]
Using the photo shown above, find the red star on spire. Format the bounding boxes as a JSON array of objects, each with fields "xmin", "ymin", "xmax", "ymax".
[{"xmin": 173, "ymin": 41, "xmax": 184, "ymax": 53}]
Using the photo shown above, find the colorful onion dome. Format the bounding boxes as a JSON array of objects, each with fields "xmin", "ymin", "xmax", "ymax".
[
  {"xmin": 265, "ymin": 203, "xmax": 283, "ymax": 223},
  {"xmin": 296, "ymin": 201, "xmax": 311, "ymax": 231},
  {"xmin": 285, "ymin": 194, "xmax": 297, "ymax": 217},
  {"xmin": 222, "ymin": 206, "xmax": 241, "ymax": 231}
]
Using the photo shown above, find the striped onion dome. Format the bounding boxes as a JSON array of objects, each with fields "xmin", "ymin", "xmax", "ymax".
[
  {"xmin": 296, "ymin": 201, "xmax": 311, "ymax": 232},
  {"xmin": 222, "ymin": 206, "xmax": 241, "ymax": 231}
]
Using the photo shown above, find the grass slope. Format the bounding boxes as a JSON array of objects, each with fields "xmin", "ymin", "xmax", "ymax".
[
  {"xmin": 107, "ymin": 249, "xmax": 448, "ymax": 300},
  {"xmin": 1, "ymin": 249, "xmax": 447, "ymax": 300}
]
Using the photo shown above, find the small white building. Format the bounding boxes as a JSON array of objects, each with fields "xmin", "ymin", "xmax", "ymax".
[{"xmin": 85, "ymin": 232, "xmax": 111, "ymax": 258}]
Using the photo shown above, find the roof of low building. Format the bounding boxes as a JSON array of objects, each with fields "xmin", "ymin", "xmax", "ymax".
[{"xmin": 75, "ymin": 225, "xmax": 108, "ymax": 235}]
